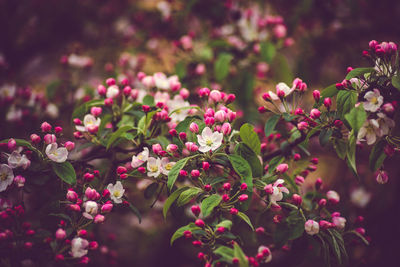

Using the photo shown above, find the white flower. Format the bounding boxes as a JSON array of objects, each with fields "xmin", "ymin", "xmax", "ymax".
[
  {"xmin": 269, "ymin": 179, "xmax": 289, "ymax": 205},
  {"xmin": 6, "ymin": 105, "xmax": 22, "ymax": 122},
  {"xmin": 153, "ymin": 72, "xmax": 170, "ymax": 90},
  {"xmin": 350, "ymin": 187, "xmax": 371, "ymax": 208},
  {"xmin": 197, "ymin": 127, "xmax": 223, "ymax": 153},
  {"xmin": 107, "ymin": 181, "xmax": 125, "ymax": 203},
  {"xmin": 376, "ymin": 112, "xmax": 395, "ymax": 136},
  {"xmin": 167, "ymin": 95, "xmax": 190, "ymax": 122},
  {"xmin": 157, "ymin": 1, "xmax": 171, "ymax": 20},
  {"xmin": 304, "ymin": 220, "xmax": 319, "ymax": 235},
  {"xmin": 8, "ymin": 151, "xmax": 30, "ymax": 169},
  {"xmin": 154, "ymin": 91, "xmax": 170, "ymax": 104},
  {"xmin": 45, "ymin": 103, "xmax": 59, "ymax": 118},
  {"xmin": 332, "ymin": 216, "xmax": 346, "ymax": 230},
  {"xmin": 160, "ymin": 157, "xmax": 176, "ymax": 175},
  {"xmin": 147, "ymin": 157, "xmax": 162, "ymax": 177},
  {"xmin": 106, "ymin": 85, "xmax": 119, "ymax": 98},
  {"xmin": 82, "ymin": 201, "xmax": 98, "ymax": 220},
  {"xmin": 131, "ymin": 147, "xmax": 149, "ymax": 168},
  {"xmin": 363, "ymin": 89, "xmax": 383, "ymax": 112},
  {"xmin": 68, "ymin": 54, "xmax": 92, "ymax": 68},
  {"xmin": 70, "ymin": 237, "xmax": 89, "ymax": 258},
  {"xmin": 0, "ymin": 164, "xmax": 14, "ymax": 192},
  {"xmin": 0, "ymin": 84, "xmax": 16, "ymax": 99},
  {"xmin": 257, "ymin": 245, "xmax": 272, "ymax": 263},
  {"xmin": 357, "ymin": 119, "xmax": 380, "ymax": 145},
  {"xmin": 75, "ymin": 114, "xmax": 101, "ymax": 132},
  {"xmin": 45, "ymin": 143, "xmax": 68, "ymax": 163}
]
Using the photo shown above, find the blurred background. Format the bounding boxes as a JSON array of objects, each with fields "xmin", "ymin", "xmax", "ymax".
[{"xmin": 1, "ymin": 0, "xmax": 400, "ymax": 266}]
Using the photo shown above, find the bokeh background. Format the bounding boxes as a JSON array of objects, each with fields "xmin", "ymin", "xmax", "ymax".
[{"xmin": 1, "ymin": 0, "xmax": 400, "ymax": 266}]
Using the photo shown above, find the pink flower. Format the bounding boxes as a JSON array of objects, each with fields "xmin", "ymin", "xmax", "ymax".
[{"xmin": 304, "ymin": 220, "xmax": 319, "ymax": 235}]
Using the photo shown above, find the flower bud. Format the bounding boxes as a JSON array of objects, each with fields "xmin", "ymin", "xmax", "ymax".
[
  {"xmin": 230, "ymin": 208, "xmax": 238, "ymax": 215},
  {"xmin": 104, "ymin": 98, "xmax": 113, "ymax": 106},
  {"xmin": 7, "ymin": 138, "xmax": 16, "ymax": 151},
  {"xmin": 214, "ymin": 110, "xmax": 227, "ymax": 122},
  {"xmin": 264, "ymin": 184, "xmax": 273, "ymax": 194},
  {"xmin": 66, "ymin": 189, "xmax": 78, "ymax": 202},
  {"xmin": 294, "ymin": 108, "xmax": 304, "ymax": 115},
  {"xmin": 179, "ymin": 132, "xmax": 187, "ymax": 140},
  {"xmin": 101, "ymin": 203, "xmax": 113, "ymax": 213},
  {"xmin": 222, "ymin": 194, "xmax": 230, "ymax": 202},
  {"xmin": 191, "ymin": 205, "xmax": 201, "ymax": 216},
  {"xmin": 315, "ymin": 178, "xmax": 323, "ymax": 190},
  {"xmin": 152, "ymin": 144, "xmax": 163, "ymax": 155},
  {"xmin": 189, "ymin": 122, "xmax": 199, "ymax": 133},
  {"xmin": 238, "ymin": 194, "xmax": 248, "ymax": 202},
  {"xmin": 221, "ymin": 122, "xmax": 232, "ymax": 135},
  {"xmin": 382, "ymin": 103, "xmax": 394, "ymax": 115},
  {"xmin": 312, "ymin": 90, "xmax": 320, "ymax": 102},
  {"xmin": 123, "ymin": 86, "xmax": 132, "ymax": 96},
  {"xmin": 323, "ymin": 98, "xmax": 332, "ymax": 109},
  {"xmin": 90, "ymin": 107, "xmax": 102, "ymax": 117},
  {"xmin": 209, "ymin": 90, "xmax": 222, "ymax": 103},
  {"xmin": 375, "ymin": 170, "xmax": 388, "ymax": 184},
  {"xmin": 204, "ymin": 184, "xmax": 212, "ymax": 191},
  {"xmin": 327, "ymin": 190, "xmax": 340, "ymax": 204},
  {"xmin": 44, "ymin": 134, "xmax": 56, "ymax": 144},
  {"xmin": 318, "ymin": 198, "xmax": 327, "ymax": 207},
  {"xmin": 142, "ymin": 105, "xmax": 151, "ymax": 113},
  {"xmin": 202, "ymin": 162, "xmax": 210, "ymax": 171},
  {"xmin": 55, "ymin": 228, "xmax": 66, "ymax": 240},
  {"xmin": 332, "ymin": 216, "xmax": 346, "ymax": 229},
  {"xmin": 240, "ymin": 183, "xmax": 248, "ymax": 191},
  {"xmin": 14, "ymin": 175, "xmax": 25, "ymax": 187},
  {"xmin": 64, "ymin": 141, "xmax": 75, "ymax": 151},
  {"xmin": 226, "ymin": 94, "xmax": 236, "ymax": 104},
  {"xmin": 295, "ymin": 176, "xmax": 305, "ymax": 185},
  {"xmin": 180, "ymin": 88, "xmax": 190, "ymax": 99},
  {"xmin": 191, "ymin": 169, "xmax": 200, "ymax": 179},
  {"xmin": 304, "ymin": 220, "xmax": 319, "ymax": 235},
  {"xmin": 195, "ymin": 219, "xmax": 205, "ymax": 228},
  {"xmin": 216, "ymin": 227, "xmax": 225, "ymax": 233},
  {"xmin": 292, "ymin": 194, "xmax": 302, "ymax": 206},
  {"xmin": 310, "ymin": 108, "xmax": 321, "ymax": 119},
  {"xmin": 297, "ymin": 121, "xmax": 308, "ymax": 131},
  {"xmin": 30, "ymin": 134, "xmax": 41, "ymax": 144},
  {"xmin": 94, "ymin": 214, "xmax": 105, "ymax": 224},
  {"xmin": 223, "ymin": 183, "xmax": 231, "ymax": 191},
  {"xmin": 41, "ymin": 122, "xmax": 52, "ymax": 132},
  {"xmin": 276, "ymin": 163, "xmax": 288, "ymax": 174}
]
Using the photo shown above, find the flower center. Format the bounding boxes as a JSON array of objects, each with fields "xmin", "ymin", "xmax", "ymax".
[
  {"xmin": 165, "ymin": 163, "xmax": 173, "ymax": 171},
  {"xmin": 113, "ymin": 191, "xmax": 121, "ymax": 198},
  {"xmin": 371, "ymin": 97, "xmax": 378, "ymax": 104},
  {"xmin": 150, "ymin": 165, "xmax": 158, "ymax": 172},
  {"xmin": 0, "ymin": 173, "xmax": 7, "ymax": 181},
  {"xmin": 206, "ymin": 139, "xmax": 213, "ymax": 146}
]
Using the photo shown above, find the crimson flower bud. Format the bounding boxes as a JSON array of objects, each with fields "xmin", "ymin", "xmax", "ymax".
[
  {"xmin": 204, "ymin": 184, "xmax": 212, "ymax": 191},
  {"xmin": 179, "ymin": 170, "xmax": 188, "ymax": 177},
  {"xmin": 41, "ymin": 122, "xmax": 52, "ymax": 132},
  {"xmin": 202, "ymin": 162, "xmax": 210, "ymax": 170},
  {"xmin": 318, "ymin": 198, "xmax": 327, "ymax": 207},
  {"xmin": 312, "ymin": 90, "xmax": 320, "ymax": 102},
  {"xmin": 323, "ymin": 97, "xmax": 332, "ymax": 109},
  {"xmin": 238, "ymin": 194, "xmax": 248, "ymax": 202},
  {"xmin": 222, "ymin": 194, "xmax": 230, "ymax": 202},
  {"xmin": 191, "ymin": 205, "xmax": 201, "ymax": 216},
  {"xmin": 54, "ymin": 126, "xmax": 63, "ymax": 134},
  {"xmin": 192, "ymin": 240, "xmax": 202, "ymax": 247},
  {"xmin": 169, "ymin": 129, "xmax": 177, "ymax": 136},
  {"xmin": 195, "ymin": 219, "xmax": 205, "ymax": 228},
  {"xmin": 240, "ymin": 183, "xmax": 248, "ymax": 191},
  {"xmin": 179, "ymin": 132, "xmax": 187, "ymax": 140},
  {"xmin": 216, "ymin": 227, "xmax": 225, "ymax": 233},
  {"xmin": 258, "ymin": 106, "xmax": 267, "ymax": 113},
  {"xmin": 315, "ymin": 178, "xmax": 323, "ymax": 190},
  {"xmin": 142, "ymin": 105, "xmax": 151, "ymax": 113},
  {"xmin": 223, "ymin": 183, "xmax": 231, "ymax": 191},
  {"xmin": 138, "ymin": 167, "xmax": 146, "ymax": 173},
  {"xmin": 230, "ymin": 208, "xmax": 238, "ymax": 215},
  {"xmin": 292, "ymin": 194, "xmax": 302, "ymax": 206},
  {"xmin": 102, "ymin": 189, "xmax": 110, "ymax": 198},
  {"xmin": 191, "ymin": 169, "xmax": 200, "ymax": 179}
]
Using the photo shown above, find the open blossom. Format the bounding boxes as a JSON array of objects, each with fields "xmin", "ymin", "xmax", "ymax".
[
  {"xmin": 332, "ymin": 216, "xmax": 347, "ymax": 229},
  {"xmin": 75, "ymin": 114, "xmax": 101, "ymax": 133},
  {"xmin": 357, "ymin": 119, "xmax": 380, "ymax": 145},
  {"xmin": 269, "ymin": 179, "xmax": 289, "ymax": 205},
  {"xmin": 70, "ymin": 237, "xmax": 89, "ymax": 258},
  {"xmin": 268, "ymin": 82, "xmax": 295, "ymax": 100},
  {"xmin": 107, "ymin": 181, "xmax": 125, "ymax": 203},
  {"xmin": 68, "ymin": 54, "xmax": 92, "ymax": 68},
  {"xmin": 147, "ymin": 157, "xmax": 162, "ymax": 177},
  {"xmin": 305, "ymin": 220, "xmax": 319, "ymax": 235},
  {"xmin": 160, "ymin": 158, "xmax": 176, "ymax": 175},
  {"xmin": 106, "ymin": 85, "xmax": 119, "ymax": 98},
  {"xmin": 167, "ymin": 95, "xmax": 190, "ymax": 122},
  {"xmin": 82, "ymin": 201, "xmax": 98, "ymax": 220},
  {"xmin": 45, "ymin": 143, "xmax": 68, "ymax": 163},
  {"xmin": 0, "ymin": 164, "xmax": 14, "ymax": 192},
  {"xmin": 8, "ymin": 151, "xmax": 30, "ymax": 169},
  {"xmin": 197, "ymin": 127, "xmax": 223, "ymax": 153},
  {"xmin": 363, "ymin": 89, "xmax": 383, "ymax": 112},
  {"xmin": 131, "ymin": 147, "xmax": 149, "ymax": 168},
  {"xmin": 376, "ymin": 112, "xmax": 395, "ymax": 136},
  {"xmin": 257, "ymin": 245, "xmax": 272, "ymax": 263},
  {"xmin": 350, "ymin": 187, "xmax": 371, "ymax": 208}
]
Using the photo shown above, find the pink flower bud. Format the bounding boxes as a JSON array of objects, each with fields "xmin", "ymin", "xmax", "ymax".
[
  {"xmin": 77, "ymin": 229, "xmax": 87, "ymax": 237},
  {"xmin": 382, "ymin": 103, "xmax": 394, "ymax": 115},
  {"xmin": 85, "ymin": 187, "xmax": 99, "ymax": 200},
  {"xmin": 44, "ymin": 134, "xmax": 56, "ymax": 144},
  {"xmin": 293, "ymin": 153, "xmax": 301, "ymax": 161},
  {"xmin": 202, "ymin": 162, "xmax": 210, "ymax": 170},
  {"xmin": 30, "ymin": 134, "xmax": 41, "ymax": 144},
  {"xmin": 375, "ymin": 170, "xmax": 388, "ymax": 184},
  {"xmin": 315, "ymin": 178, "xmax": 323, "ymax": 190},
  {"xmin": 204, "ymin": 184, "xmax": 212, "ymax": 191},
  {"xmin": 276, "ymin": 163, "xmax": 288, "ymax": 174},
  {"xmin": 165, "ymin": 144, "xmax": 177, "ymax": 153},
  {"xmin": 216, "ymin": 226, "xmax": 225, "ymax": 233},
  {"xmin": 222, "ymin": 194, "xmax": 230, "ymax": 202},
  {"xmin": 205, "ymin": 116, "xmax": 215, "ymax": 126},
  {"xmin": 318, "ymin": 198, "xmax": 327, "ymax": 207},
  {"xmin": 292, "ymin": 194, "xmax": 302, "ymax": 206},
  {"xmin": 64, "ymin": 141, "xmax": 75, "ymax": 151},
  {"xmin": 90, "ymin": 107, "xmax": 102, "ymax": 117},
  {"xmin": 327, "ymin": 190, "xmax": 340, "ymax": 204},
  {"xmin": 7, "ymin": 138, "xmax": 16, "ymax": 151},
  {"xmin": 238, "ymin": 194, "xmax": 248, "ymax": 202},
  {"xmin": 142, "ymin": 105, "xmax": 151, "ymax": 113},
  {"xmin": 191, "ymin": 205, "xmax": 201, "ymax": 216},
  {"xmin": 323, "ymin": 98, "xmax": 332, "ymax": 109},
  {"xmin": 295, "ymin": 176, "xmax": 305, "ymax": 185},
  {"xmin": 223, "ymin": 183, "xmax": 231, "ymax": 191},
  {"xmin": 310, "ymin": 157, "xmax": 319, "ymax": 164},
  {"xmin": 297, "ymin": 121, "xmax": 308, "ymax": 131},
  {"xmin": 101, "ymin": 203, "xmax": 113, "ymax": 213},
  {"xmin": 55, "ymin": 254, "xmax": 65, "ymax": 261},
  {"xmin": 209, "ymin": 90, "xmax": 222, "ymax": 103},
  {"xmin": 106, "ymin": 78, "xmax": 116, "ymax": 86},
  {"xmin": 195, "ymin": 219, "xmax": 205, "ymax": 228},
  {"xmin": 179, "ymin": 132, "xmax": 187, "ymax": 140},
  {"xmin": 264, "ymin": 184, "xmax": 273, "ymax": 194},
  {"xmin": 230, "ymin": 208, "xmax": 238, "ymax": 215},
  {"xmin": 68, "ymin": 204, "xmax": 80, "ymax": 212},
  {"xmin": 84, "ymin": 172, "xmax": 94, "ymax": 182},
  {"xmin": 183, "ymin": 230, "xmax": 192, "ymax": 239},
  {"xmin": 152, "ymin": 144, "xmax": 162, "ymax": 155},
  {"xmin": 55, "ymin": 228, "xmax": 66, "ymax": 240},
  {"xmin": 102, "ymin": 189, "xmax": 110, "ymax": 198},
  {"xmin": 262, "ymin": 93, "xmax": 271, "ymax": 101},
  {"xmin": 312, "ymin": 90, "xmax": 320, "ymax": 102},
  {"xmin": 334, "ymin": 120, "xmax": 343, "ymax": 128},
  {"xmin": 294, "ymin": 108, "xmax": 304, "ymax": 115},
  {"xmin": 179, "ymin": 170, "xmax": 188, "ymax": 177},
  {"xmin": 94, "ymin": 214, "xmax": 105, "ymax": 224},
  {"xmin": 240, "ymin": 183, "xmax": 248, "ymax": 191},
  {"xmin": 226, "ymin": 94, "xmax": 236, "ymax": 104},
  {"xmin": 97, "ymin": 85, "xmax": 107, "ymax": 96},
  {"xmin": 190, "ymin": 169, "xmax": 200, "ymax": 179},
  {"xmin": 310, "ymin": 109, "xmax": 321, "ymax": 119},
  {"xmin": 66, "ymin": 189, "xmax": 78, "ymax": 202},
  {"xmin": 355, "ymin": 227, "xmax": 366, "ymax": 236},
  {"xmin": 54, "ymin": 127, "xmax": 62, "ymax": 134},
  {"xmin": 123, "ymin": 86, "xmax": 132, "ymax": 96},
  {"xmin": 14, "ymin": 175, "xmax": 25, "ymax": 187},
  {"xmin": 104, "ymin": 98, "xmax": 113, "ymax": 106},
  {"xmin": 179, "ymin": 88, "xmax": 189, "ymax": 99},
  {"xmin": 319, "ymin": 220, "xmax": 333, "ymax": 230},
  {"xmin": 214, "ymin": 110, "xmax": 227, "ymax": 122},
  {"xmin": 138, "ymin": 167, "xmax": 146, "ymax": 173},
  {"xmin": 41, "ymin": 122, "xmax": 52, "ymax": 132},
  {"xmin": 221, "ymin": 122, "xmax": 232, "ymax": 135}
]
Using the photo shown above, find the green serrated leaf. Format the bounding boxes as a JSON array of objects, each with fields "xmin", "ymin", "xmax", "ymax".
[
  {"xmin": 142, "ymin": 95, "xmax": 155, "ymax": 106},
  {"xmin": 214, "ymin": 53, "xmax": 233, "ymax": 81},
  {"xmin": 233, "ymin": 243, "xmax": 249, "ymax": 267},
  {"xmin": 345, "ymin": 67, "xmax": 375, "ymax": 80},
  {"xmin": 216, "ymin": 220, "xmax": 233, "ymax": 230},
  {"xmin": 228, "ymin": 155, "xmax": 253, "ymax": 209},
  {"xmin": 236, "ymin": 143, "xmax": 263, "ymax": 177},
  {"xmin": 239, "ymin": 123, "xmax": 261, "ymax": 155},
  {"xmin": 264, "ymin": 114, "xmax": 280, "ymax": 137},
  {"xmin": 106, "ymin": 125, "xmax": 135, "ymax": 150},
  {"xmin": 214, "ymin": 246, "xmax": 234, "ymax": 262},
  {"xmin": 346, "ymin": 132, "xmax": 358, "ymax": 176},
  {"xmin": 51, "ymin": 162, "xmax": 76, "ymax": 185},
  {"xmin": 201, "ymin": 194, "xmax": 222, "ymax": 217},
  {"xmin": 337, "ymin": 90, "xmax": 357, "ymax": 118},
  {"xmin": 177, "ymin": 187, "xmax": 203, "ymax": 206},
  {"xmin": 163, "ymin": 186, "xmax": 190, "ymax": 219},
  {"xmin": 319, "ymin": 129, "xmax": 333, "ymax": 147},
  {"xmin": 344, "ymin": 103, "xmax": 367, "ymax": 135},
  {"xmin": 236, "ymin": 212, "xmax": 254, "ymax": 231},
  {"xmin": 369, "ymin": 139, "xmax": 387, "ymax": 171},
  {"xmin": 167, "ymin": 156, "xmax": 195, "ymax": 190}
]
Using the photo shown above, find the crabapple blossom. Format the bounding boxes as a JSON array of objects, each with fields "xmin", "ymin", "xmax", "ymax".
[
  {"xmin": 258, "ymin": 246, "xmax": 272, "ymax": 263},
  {"xmin": 375, "ymin": 170, "xmax": 388, "ymax": 184},
  {"xmin": 197, "ymin": 127, "xmax": 223, "ymax": 153},
  {"xmin": 332, "ymin": 216, "xmax": 347, "ymax": 229},
  {"xmin": 82, "ymin": 201, "xmax": 98, "ymax": 220},
  {"xmin": 363, "ymin": 89, "xmax": 383, "ymax": 112},
  {"xmin": 160, "ymin": 157, "xmax": 176, "ymax": 175},
  {"xmin": 70, "ymin": 237, "xmax": 89, "ymax": 258},
  {"xmin": 107, "ymin": 181, "xmax": 125, "ymax": 203},
  {"xmin": 304, "ymin": 220, "xmax": 319, "ymax": 235},
  {"xmin": 267, "ymin": 179, "xmax": 289, "ymax": 205},
  {"xmin": 8, "ymin": 151, "xmax": 30, "ymax": 169},
  {"xmin": 327, "ymin": 190, "xmax": 340, "ymax": 204},
  {"xmin": 0, "ymin": 164, "xmax": 14, "ymax": 192},
  {"xmin": 131, "ymin": 147, "xmax": 149, "ymax": 168},
  {"xmin": 147, "ymin": 157, "xmax": 162, "ymax": 177},
  {"xmin": 45, "ymin": 143, "xmax": 68, "ymax": 163},
  {"xmin": 350, "ymin": 187, "xmax": 371, "ymax": 208},
  {"xmin": 357, "ymin": 119, "xmax": 380, "ymax": 145},
  {"xmin": 75, "ymin": 114, "xmax": 101, "ymax": 133}
]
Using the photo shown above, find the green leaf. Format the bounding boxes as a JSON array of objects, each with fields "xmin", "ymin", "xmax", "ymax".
[
  {"xmin": 71, "ymin": 99, "xmax": 104, "ymax": 120},
  {"xmin": 214, "ymin": 52, "xmax": 233, "ymax": 81},
  {"xmin": 167, "ymin": 156, "xmax": 193, "ymax": 190},
  {"xmin": 129, "ymin": 203, "xmax": 142, "ymax": 223},
  {"xmin": 235, "ymin": 143, "xmax": 263, "ymax": 177},
  {"xmin": 267, "ymin": 155, "xmax": 284, "ymax": 172},
  {"xmin": 337, "ymin": 90, "xmax": 357, "ymax": 117},
  {"xmin": 51, "ymin": 162, "xmax": 76, "ymax": 185},
  {"xmin": 344, "ymin": 103, "xmax": 367, "ymax": 135},
  {"xmin": 233, "ymin": 243, "xmax": 249, "ymax": 267},
  {"xmin": 175, "ymin": 61, "xmax": 187, "ymax": 79},
  {"xmin": 328, "ymin": 229, "xmax": 348, "ymax": 265},
  {"xmin": 392, "ymin": 75, "xmax": 400, "ymax": 91},
  {"xmin": 0, "ymin": 138, "xmax": 42, "ymax": 157},
  {"xmin": 201, "ymin": 194, "xmax": 222, "ymax": 217},
  {"xmin": 286, "ymin": 210, "xmax": 305, "ymax": 240},
  {"xmin": 170, "ymin": 223, "xmax": 200, "ymax": 245},
  {"xmin": 333, "ymin": 139, "xmax": 348, "ymax": 160},
  {"xmin": 345, "ymin": 67, "xmax": 375, "ymax": 80},
  {"xmin": 228, "ymin": 155, "xmax": 253, "ymax": 209},
  {"xmin": 319, "ymin": 129, "xmax": 333, "ymax": 147},
  {"xmin": 260, "ymin": 42, "xmax": 276, "ymax": 63},
  {"xmin": 106, "ymin": 125, "xmax": 135, "ymax": 150},
  {"xmin": 216, "ymin": 220, "xmax": 233, "ymax": 230},
  {"xmin": 239, "ymin": 123, "xmax": 261, "ymax": 155},
  {"xmin": 214, "ymin": 246, "xmax": 234, "ymax": 262},
  {"xmin": 142, "ymin": 95, "xmax": 154, "ymax": 106},
  {"xmin": 264, "ymin": 114, "xmax": 280, "ymax": 137},
  {"xmin": 177, "ymin": 187, "xmax": 203, "ymax": 206},
  {"xmin": 346, "ymin": 132, "xmax": 358, "ymax": 175},
  {"xmin": 236, "ymin": 211, "xmax": 254, "ymax": 231},
  {"xmin": 144, "ymin": 182, "xmax": 159, "ymax": 199},
  {"xmin": 46, "ymin": 80, "xmax": 61, "ymax": 100},
  {"xmin": 369, "ymin": 139, "xmax": 387, "ymax": 171},
  {"xmin": 163, "ymin": 186, "xmax": 190, "ymax": 219}
]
